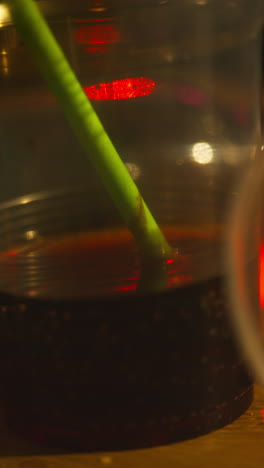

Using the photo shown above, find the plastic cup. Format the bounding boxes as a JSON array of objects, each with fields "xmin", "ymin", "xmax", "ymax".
[{"xmin": 0, "ymin": 0, "xmax": 263, "ymax": 452}]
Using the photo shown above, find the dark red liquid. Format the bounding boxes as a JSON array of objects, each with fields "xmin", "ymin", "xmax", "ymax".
[{"xmin": 0, "ymin": 228, "xmax": 252, "ymax": 452}]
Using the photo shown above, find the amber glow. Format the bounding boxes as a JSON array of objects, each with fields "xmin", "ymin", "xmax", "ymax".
[
  {"xmin": 0, "ymin": 49, "xmax": 9, "ymax": 75},
  {"xmin": 84, "ymin": 77, "xmax": 156, "ymax": 101},
  {"xmin": 0, "ymin": 5, "xmax": 10, "ymax": 27}
]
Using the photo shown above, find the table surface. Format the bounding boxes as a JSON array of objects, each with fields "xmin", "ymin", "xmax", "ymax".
[{"xmin": 0, "ymin": 384, "xmax": 263, "ymax": 468}]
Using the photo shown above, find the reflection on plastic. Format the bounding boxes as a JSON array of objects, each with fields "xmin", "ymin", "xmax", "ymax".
[
  {"xmin": 114, "ymin": 284, "xmax": 137, "ymax": 292},
  {"xmin": 20, "ymin": 196, "xmax": 34, "ymax": 205},
  {"xmin": 259, "ymin": 244, "xmax": 264, "ymax": 308},
  {"xmin": 74, "ymin": 18, "xmax": 119, "ymax": 54},
  {"xmin": 174, "ymin": 83, "xmax": 206, "ymax": 108},
  {"xmin": 84, "ymin": 78, "xmax": 156, "ymax": 100},
  {"xmin": 192, "ymin": 142, "xmax": 214, "ymax": 165},
  {"xmin": 0, "ymin": 48, "xmax": 9, "ymax": 75},
  {"xmin": 4, "ymin": 250, "xmax": 18, "ymax": 257},
  {"xmin": 25, "ymin": 230, "xmax": 38, "ymax": 240},
  {"xmin": 0, "ymin": 4, "xmax": 10, "ymax": 27},
  {"xmin": 89, "ymin": 0, "xmax": 107, "ymax": 12},
  {"xmin": 125, "ymin": 162, "xmax": 141, "ymax": 180}
]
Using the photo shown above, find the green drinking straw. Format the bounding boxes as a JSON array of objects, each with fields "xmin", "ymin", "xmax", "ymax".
[{"xmin": 7, "ymin": 0, "xmax": 173, "ymax": 259}]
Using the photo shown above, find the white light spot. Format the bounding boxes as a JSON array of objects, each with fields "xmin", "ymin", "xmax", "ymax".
[
  {"xmin": 125, "ymin": 162, "xmax": 141, "ymax": 180},
  {"xmin": 25, "ymin": 230, "xmax": 37, "ymax": 240},
  {"xmin": 192, "ymin": 142, "xmax": 214, "ymax": 165},
  {"xmin": 0, "ymin": 5, "xmax": 11, "ymax": 27}
]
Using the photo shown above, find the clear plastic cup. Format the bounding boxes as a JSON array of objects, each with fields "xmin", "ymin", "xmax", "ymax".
[{"xmin": 0, "ymin": 0, "xmax": 263, "ymax": 452}]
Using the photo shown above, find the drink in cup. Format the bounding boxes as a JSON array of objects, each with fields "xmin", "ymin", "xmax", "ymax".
[{"xmin": 0, "ymin": 0, "xmax": 262, "ymax": 451}]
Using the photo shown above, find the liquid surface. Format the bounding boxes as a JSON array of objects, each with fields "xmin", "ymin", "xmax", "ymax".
[{"xmin": 0, "ymin": 225, "xmax": 223, "ymax": 299}]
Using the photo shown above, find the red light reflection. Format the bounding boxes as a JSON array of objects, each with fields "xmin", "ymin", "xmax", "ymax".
[
  {"xmin": 74, "ymin": 19, "xmax": 119, "ymax": 54},
  {"xmin": 84, "ymin": 77, "xmax": 156, "ymax": 101},
  {"xmin": 115, "ymin": 284, "xmax": 137, "ymax": 292},
  {"xmin": 259, "ymin": 244, "xmax": 264, "ymax": 308},
  {"xmin": 166, "ymin": 259, "xmax": 175, "ymax": 265},
  {"xmin": 167, "ymin": 275, "xmax": 193, "ymax": 287},
  {"xmin": 4, "ymin": 250, "xmax": 18, "ymax": 257},
  {"xmin": 174, "ymin": 83, "xmax": 207, "ymax": 108}
]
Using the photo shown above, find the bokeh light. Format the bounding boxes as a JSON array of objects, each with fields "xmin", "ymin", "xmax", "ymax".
[{"xmin": 192, "ymin": 142, "xmax": 214, "ymax": 165}]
